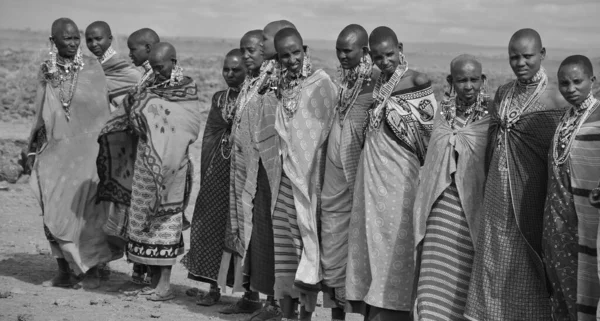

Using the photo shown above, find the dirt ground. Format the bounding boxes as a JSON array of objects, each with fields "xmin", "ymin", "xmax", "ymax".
[{"xmin": 0, "ymin": 119, "xmax": 362, "ymax": 321}]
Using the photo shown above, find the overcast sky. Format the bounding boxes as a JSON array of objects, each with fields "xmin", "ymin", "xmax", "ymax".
[{"xmin": 1, "ymin": 0, "xmax": 598, "ymax": 49}]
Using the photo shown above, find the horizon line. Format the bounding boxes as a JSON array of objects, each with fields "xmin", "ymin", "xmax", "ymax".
[{"xmin": 3, "ymin": 27, "xmax": 598, "ymax": 52}]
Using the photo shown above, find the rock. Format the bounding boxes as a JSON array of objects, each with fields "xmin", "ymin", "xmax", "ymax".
[
  {"xmin": 150, "ymin": 314, "xmax": 161, "ymax": 318},
  {"xmin": 17, "ymin": 314, "xmax": 34, "ymax": 321},
  {"xmin": 0, "ymin": 161, "xmax": 21, "ymax": 183},
  {"xmin": 10, "ymin": 287, "xmax": 25, "ymax": 294},
  {"xmin": 53, "ymin": 298, "xmax": 70, "ymax": 306},
  {"xmin": 90, "ymin": 299, "xmax": 99, "ymax": 305},
  {"xmin": 16, "ymin": 174, "xmax": 29, "ymax": 184},
  {"xmin": 0, "ymin": 291, "xmax": 11, "ymax": 298}
]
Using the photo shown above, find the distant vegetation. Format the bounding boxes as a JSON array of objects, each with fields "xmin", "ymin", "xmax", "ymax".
[{"xmin": 1, "ymin": 29, "xmax": 599, "ymax": 122}]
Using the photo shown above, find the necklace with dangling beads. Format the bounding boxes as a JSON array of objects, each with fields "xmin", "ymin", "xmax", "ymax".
[
  {"xmin": 55, "ymin": 55, "xmax": 84, "ymax": 120},
  {"xmin": 499, "ymin": 67, "xmax": 547, "ymax": 133},
  {"xmin": 234, "ymin": 60, "xmax": 275, "ymax": 128},
  {"xmin": 369, "ymin": 62, "xmax": 408, "ymax": 129},
  {"xmin": 220, "ymin": 87, "xmax": 240, "ymax": 160},
  {"xmin": 440, "ymin": 95, "xmax": 488, "ymax": 129},
  {"xmin": 221, "ymin": 87, "xmax": 239, "ymax": 124},
  {"xmin": 279, "ymin": 52, "xmax": 313, "ymax": 120},
  {"xmin": 280, "ymin": 71, "xmax": 305, "ymax": 120},
  {"xmin": 337, "ymin": 56, "xmax": 373, "ymax": 124},
  {"xmin": 553, "ymin": 94, "xmax": 599, "ymax": 165}
]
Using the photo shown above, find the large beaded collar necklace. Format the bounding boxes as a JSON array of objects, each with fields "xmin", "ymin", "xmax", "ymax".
[
  {"xmin": 440, "ymin": 93, "xmax": 489, "ymax": 129},
  {"xmin": 136, "ymin": 60, "xmax": 154, "ymax": 88},
  {"xmin": 43, "ymin": 46, "xmax": 85, "ymax": 121},
  {"xmin": 98, "ymin": 46, "xmax": 116, "ymax": 64},
  {"xmin": 553, "ymin": 93, "xmax": 599, "ymax": 165},
  {"xmin": 279, "ymin": 52, "xmax": 312, "ymax": 120},
  {"xmin": 498, "ymin": 67, "xmax": 547, "ymax": 132},
  {"xmin": 234, "ymin": 60, "xmax": 276, "ymax": 128},
  {"xmin": 369, "ymin": 60, "xmax": 408, "ymax": 129},
  {"xmin": 337, "ymin": 54, "xmax": 373, "ymax": 124}
]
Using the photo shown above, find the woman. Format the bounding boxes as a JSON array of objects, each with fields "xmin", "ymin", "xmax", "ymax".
[
  {"xmin": 181, "ymin": 49, "xmax": 246, "ymax": 306},
  {"xmin": 28, "ymin": 17, "xmax": 116, "ymax": 289}
]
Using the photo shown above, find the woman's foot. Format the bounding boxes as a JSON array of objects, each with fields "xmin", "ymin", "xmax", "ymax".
[
  {"xmin": 146, "ymin": 289, "xmax": 175, "ymax": 301},
  {"xmin": 42, "ymin": 258, "xmax": 74, "ymax": 288},
  {"xmin": 42, "ymin": 273, "xmax": 73, "ymax": 288}
]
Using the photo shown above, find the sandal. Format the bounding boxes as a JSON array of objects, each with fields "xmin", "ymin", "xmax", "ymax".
[
  {"xmin": 147, "ymin": 290, "xmax": 175, "ymax": 301},
  {"xmin": 139, "ymin": 286, "xmax": 156, "ymax": 295}
]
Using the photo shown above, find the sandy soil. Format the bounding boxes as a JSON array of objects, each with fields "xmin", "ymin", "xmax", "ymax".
[{"xmin": 0, "ymin": 120, "xmax": 361, "ymax": 321}]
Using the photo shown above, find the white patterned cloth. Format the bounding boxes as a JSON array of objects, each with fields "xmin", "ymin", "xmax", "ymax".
[{"xmin": 346, "ymin": 83, "xmax": 437, "ymax": 311}]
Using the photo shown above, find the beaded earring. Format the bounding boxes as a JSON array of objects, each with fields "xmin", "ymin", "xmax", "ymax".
[
  {"xmin": 444, "ymin": 76, "xmax": 455, "ymax": 100},
  {"xmin": 48, "ymin": 39, "xmax": 58, "ymax": 74},
  {"xmin": 362, "ymin": 54, "xmax": 373, "ymax": 86},
  {"xmin": 399, "ymin": 51, "xmax": 406, "ymax": 67},
  {"xmin": 169, "ymin": 60, "xmax": 184, "ymax": 86},
  {"xmin": 74, "ymin": 47, "xmax": 84, "ymax": 69},
  {"xmin": 301, "ymin": 48, "xmax": 312, "ymax": 78}
]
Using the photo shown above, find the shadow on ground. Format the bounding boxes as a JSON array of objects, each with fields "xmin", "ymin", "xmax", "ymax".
[{"xmin": 0, "ymin": 252, "xmax": 247, "ymax": 320}]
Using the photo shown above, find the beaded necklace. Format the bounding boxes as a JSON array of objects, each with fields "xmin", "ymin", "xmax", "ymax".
[
  {"xmin": 552, "ymin": 94, "xmax": 599, "ymax": 165},
  {"xmin": 44, "ymin": 51, "xmax": 85, "ymax": 121},
  {"xmin": 280, "ymin": 74, "xmax": 305, "ymax": 120},
  {"xmin": 98, "ymin": 46, "xmax": 116, "ymax": 64},
  {"xmin": 234, "ymin": 60, "xmax": 275, "ymax": 128},
  {"xmin": 499, "ymin": 67, "xmax": 547, "ymax": 132},
  {"xmin": 440, "ymin": 94, "xmax": 489, "ymax": 129},
  {"xmin": 369, "ymin": 61, "xmax": 408, "ymax": 129},
  {"xmin": 139, "ymin": 60, "xmax": 154, "ymax": 85},
  {"xmin": 337, "ymin": 55, "xmax": 373, "ymax": 124},
  {"xmin": 221, "ymin": 87, "xmax": 239, "ymax": 124},
  {"xmin": 278, "ymin": 50, "xmax": 313, "ymax": 120},
  {"xmin": 220, "ymin": 88, "xmax": 239, "ymax": 160}
]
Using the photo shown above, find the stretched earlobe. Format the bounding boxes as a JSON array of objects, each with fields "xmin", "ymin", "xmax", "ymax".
[
  {"xmin": 540, "ymin": 47, "xmax": 546, "ymax": 60},
  {"xmin": 362, "ymin": 46, "xmax": 370, "ymax": 56},
  {"xmin": 446, "ymin": 75, "xmax": 453, "ymax": 85},
  {"xmin": 398, "ymin": 42, "xmax": 404, "ymax": 53}
]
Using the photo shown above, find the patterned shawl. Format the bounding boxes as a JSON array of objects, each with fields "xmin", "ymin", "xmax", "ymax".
[
  {"xmin": 414, "ymin": 105, "xmax": 490, "ymax": 248},
  {"xmin": 569, "ymin": 121, "xmax": 600, "ymax": 319},
  {"xmin": 96, "ymin": 76, "xmax": 202, "ymax": 220},
  {"xmin": 201, "ymin": 90, "xmax": 234, "ymax": 180},
  {"xmin": 101, "ymin": 55, "xmax": 141, "ymax": 108},
  {"xmin": 487, "ymin": 82, "xmax": 565, "ymax": 278},
  {"xmin": 339, "ymin": 92, "xmax": 372, "ymax": 195},
  {"xmin": 226, "ymin": 61, "xmax": 280, "ymax": 257},
  {"xmin": 274, "ymin": 69, "xmax": 337, "ymax": 285},
  {"xmin": 227, "ymin": 90, "xmax": 271, "ymax": 256}
]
